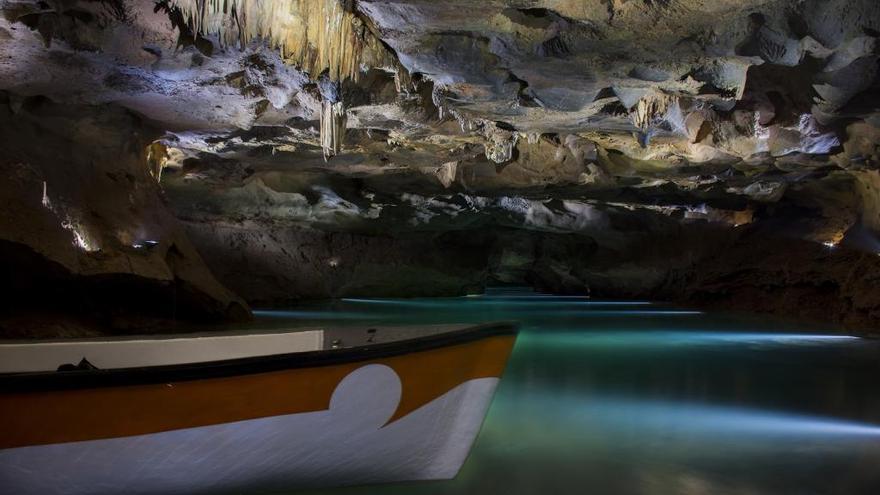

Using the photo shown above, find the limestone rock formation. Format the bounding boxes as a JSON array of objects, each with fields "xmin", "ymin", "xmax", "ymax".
[
  {"xmin": 1, "ymin": 0, "xmax": 880, "ymax": 333},
  {"xmin": 0, "ymin": 92, "xmax": 249, "ymax": 337}
]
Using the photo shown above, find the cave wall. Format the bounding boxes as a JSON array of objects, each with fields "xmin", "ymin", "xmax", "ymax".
[
  {"xmin": 0, "ymin": 93, "xmax": 248, "ymax": 337},
  {"xmin": 181, "ymin": 221, "xmax": 488, "ymax": 303},
  {"xmin": 679, "ymin": 232, "xmax": 880, "ymax": 330},
  {"xmin": 179, "ymin": 214, "xmax": 880, "ymax": 331},
  {"xmin": 2, "ymin": 0, "xmax": 880, "ymax": 335}
]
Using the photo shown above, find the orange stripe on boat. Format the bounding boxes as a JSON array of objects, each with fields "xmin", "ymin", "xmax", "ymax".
[{"xmin": 0, "ymin": 335, "xmax": 515, "ymax": 449}]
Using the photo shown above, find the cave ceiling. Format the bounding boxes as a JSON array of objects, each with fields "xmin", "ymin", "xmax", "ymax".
[{"xmin": 1, "ymin": 0, "xmax": 879, "ymax": 245}]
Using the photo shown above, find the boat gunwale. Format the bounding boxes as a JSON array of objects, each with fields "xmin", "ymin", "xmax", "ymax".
[{"xmin": 0, "ymin": 322, "xmax": 518, "ymax": 393}]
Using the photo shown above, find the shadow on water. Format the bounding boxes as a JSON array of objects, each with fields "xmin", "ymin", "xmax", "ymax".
[{"xmin": 245, "ymin": 289, "xmax": 880, "ymax": 495}]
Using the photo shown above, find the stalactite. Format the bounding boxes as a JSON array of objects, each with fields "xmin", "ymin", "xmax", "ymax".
[
  {"xmin": 630, "ymin": 92, "xmax": 684, "ymax": 147},
  {"xmin": 435, "ymin": 161, "xmax": 457, "ymax": 188},
  {"xmin": 41, "ymin": 181, "xmax": 51, "ymax": 209},
  {"xmin": 146, "ymin": 142, "xmax": 169, "ymax": 182},
  {"xmin": 170, "ymin": 1, "xmax": 417, "ymax": 162},
  {"xmin": 483, "ymin": 122, "xmax": 519, "ymax": 164},
  {"xmin": 170, "ymin": 0, "xmax": 398, "ymax": 82},
  {"xmin": 394, "ymin": 64, "xmax": 415, "ymax": 94},
  {"xmin": 320, "ymin": 100, "xmax": 347, "ymax": 160},
  {"xmin": 631, "ymin": 92, "xmax": 678, "ymax": 131}
]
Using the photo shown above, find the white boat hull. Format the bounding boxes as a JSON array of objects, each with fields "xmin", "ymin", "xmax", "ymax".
[
  {"xmin": 1, "ymin": 365, "xmax": 499, "ymax": 494},
  {"xmin": 0, "ymin": 323, "xmax": 518, "ymax": 495}
]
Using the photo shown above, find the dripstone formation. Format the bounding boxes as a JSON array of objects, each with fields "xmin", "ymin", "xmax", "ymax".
[{"xmin": 2, "ymin": 0, "xmax": 879, "ymax": 335}]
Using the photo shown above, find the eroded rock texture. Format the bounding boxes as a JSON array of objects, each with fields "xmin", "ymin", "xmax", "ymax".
[
  {"xmin": 2, "ymin": 0, "xmax": 880, "ymax": 333},
  {"xmin": 0, "ymin": 93, "xmax": 248, "ymax": 337}
]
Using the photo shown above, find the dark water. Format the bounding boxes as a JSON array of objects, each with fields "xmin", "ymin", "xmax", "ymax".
[{"xmin": 250, "ymin": 290, "xmax": 880, "ymax": 495}]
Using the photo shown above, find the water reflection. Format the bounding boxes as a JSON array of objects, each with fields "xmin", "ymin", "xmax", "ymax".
[
  {"xmin": 252, "ymin": 310, "xmax": 374, "ymax": 320},
  {"xmin": 244, "ymin": 291, "xmax": 880, "ymax": 495},
  {"xmin": 502, "ymin": 393, "xmax": 880, "ymax": 439},
  {"xmin": 523, "ymin": 331, "xmax": 859, "ymax": 349},
  {"xmin": 341, "ymin": 297, "xmax": 654, "ymax": 305}
]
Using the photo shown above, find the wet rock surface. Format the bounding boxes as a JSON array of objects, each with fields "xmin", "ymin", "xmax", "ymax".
[{"xmin": 1, "ymin": 0, "xmax": 880, "ymax": 334}]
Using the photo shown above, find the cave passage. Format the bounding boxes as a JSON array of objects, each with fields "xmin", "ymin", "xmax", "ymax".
[{"xmin": 3, "ymin": 0, "xmax": 880, "ymax": 493}]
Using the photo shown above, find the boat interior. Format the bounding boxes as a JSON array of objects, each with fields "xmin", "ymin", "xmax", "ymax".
[{"xmin": 0, "ymin": 324, "xmax": 486, "ymax": 374}]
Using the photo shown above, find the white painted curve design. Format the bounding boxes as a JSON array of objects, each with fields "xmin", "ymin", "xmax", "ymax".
[{"xmin": 0, "ymin": 365, "xmax": 500, "ymax": 495}]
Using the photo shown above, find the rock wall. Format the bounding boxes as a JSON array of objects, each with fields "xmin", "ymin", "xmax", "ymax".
[
  {"xmin": 0, "ymin": 93, "xmax": 248, "ymax": 337},
  {"xmin": 2, "ymin": 0, "xmax": 879, "ymax": 335},
  {"xmin": 678, "ymin": 232, "xmax": 880, "ymax": 331},
  {"xmin": 181, "ymin": 221, "xmax": 487, "ymax": 303},
  {"xmin": 174, "ymin": 188, "xmax": 880, "ymax": 333}
]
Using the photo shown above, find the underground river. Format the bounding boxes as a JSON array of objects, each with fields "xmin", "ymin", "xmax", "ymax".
[{"xmin": 245, "ymin": 289, "xmax": 880, "ymax": 495}]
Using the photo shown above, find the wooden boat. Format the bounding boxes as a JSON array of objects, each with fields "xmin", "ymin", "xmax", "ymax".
[{"xmin": 0, "ymin": 322, "xmax": 517, "ymax": 494}]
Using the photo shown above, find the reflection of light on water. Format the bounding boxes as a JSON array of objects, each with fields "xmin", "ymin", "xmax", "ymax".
[
  {"xmin": 515, "ymin": 393, "xmax": 880, "ymax": 439},
  {"xmin": 257, "ymin": 294, "xmax": 880, "ymax": 495},
  {"xmin": 341, "ymin": 297, "xmax": 654, "ymax": 307},
  {"xmin": 522, "ymin": 332, "xmax": 858, "ymax": 348},
  {"xmin": 338, "ymin": 299, "xmax": 691, "ymax": 316},
  {"xmin": 553, "ymin": 310, "xmax": 702, "ymax": 316},
  {"xmin": 480, "ymin": 298, "xmax": 652, "ymax": 305},
  {"xmin": 252, "ymin": 310, "xmax": 373, "ymax": 320},
  {"xmin": 478, "ymin": 292, "xmax": 648, "ymax": 303},
  {"xmin": 341, "ymin": 298, "xmax": 423, "ymax": 305}
]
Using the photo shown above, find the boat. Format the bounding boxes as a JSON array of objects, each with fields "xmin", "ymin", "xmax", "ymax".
[{"xmin": 0, "ymin": 322, "xmax": 518, "ymax": 494}]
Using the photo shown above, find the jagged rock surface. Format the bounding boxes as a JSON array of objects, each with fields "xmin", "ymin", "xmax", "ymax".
[
  {"xmin": 2, "ymin": 0, "xmax": 880, "ymax": 333},
  {"xmin": 0, "ymin": 92, "xmax": 248, "ymax": 337}
]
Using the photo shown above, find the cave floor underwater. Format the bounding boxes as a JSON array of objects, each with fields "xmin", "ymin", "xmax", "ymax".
[{"xmin": 204, "ymin": 289, "xmax": 880, "ymax": 495}]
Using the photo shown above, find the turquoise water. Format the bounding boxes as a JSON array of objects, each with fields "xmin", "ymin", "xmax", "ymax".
[{"xmin": 254, "ymin": 290, "xmax": 880, "ymax": 495}]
